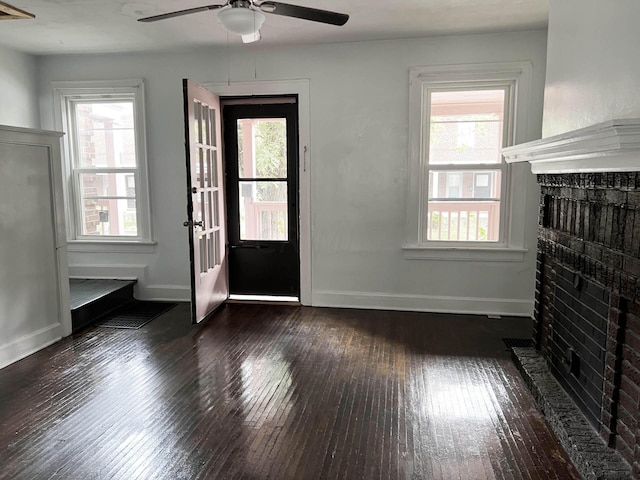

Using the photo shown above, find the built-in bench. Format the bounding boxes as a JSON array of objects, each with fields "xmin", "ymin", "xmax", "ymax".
[{"xmin": 69, "ymin": 279, "xmax": 137, "ymax": 332}]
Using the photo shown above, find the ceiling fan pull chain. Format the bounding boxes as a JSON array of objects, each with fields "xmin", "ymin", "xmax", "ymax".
[
  {"xmin": 254, "ymin": 47, "xmax": 258, "ymax": 79},
  {"xmin": 226, "ymin": 31, "xmax": 231, "ymax": 86}
]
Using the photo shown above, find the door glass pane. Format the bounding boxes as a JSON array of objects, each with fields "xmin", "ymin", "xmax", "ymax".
[
  {"xmin": 199, "ymin": 148, "xmax": 208, "ymax": 187},
  {"xmin": 194, "ymin": 192, "xmax": 203, "ymax": 223},
  {"xmin": 202, "ymin": 192, "xmax": 209, "ymax": 229},
  {"xmin": 238, "ymin": 181, "xmax": 287, "ymax": 240},
  {"xmin": 209, "ymin": 108, "xmax": 216, "ymax": 147},
  {"xmin": 212, "ymin": 191, "xmax": 219, "ymax": 228},
  {"xmin": 81, "ymin": 198, "xmax": 137, "ymax": 236},
  {"xmin": 208, "ymin": 149, "xmax": 217, "ymax": 188},
  {"xmin": 429, "ymin": 89, "xmax": 505, "ymax": 165},
  {"xmin": 237, "ymin": 118, "xmax": 287, "ymax": 178},
  {"xmin": 207, "ymin": 232, "xmax": 215, "ymax": 270},
  {"xmin": 214, "ymin": 230, "xmax": 220, "ymax": 266},
  {"xmin": 74, "ymin": 101, "xmax": 136, "ymax": 168},
  {"xmin": 201, "ymin": 104, "xmax": 209, "ymax": 145},
  {"xmin": 194, "ymin": 100, "xmax": 201, "ymax": 144},
  {"xmin": 199, "ymin": 235, "xmax": 207, "ymax": 274}
]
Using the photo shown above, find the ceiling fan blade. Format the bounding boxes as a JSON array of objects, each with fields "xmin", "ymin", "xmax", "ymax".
[
  {"xmin": 257, "ymin": 1, "xmax": 348, "ymax": 26},
  {"xmin": 138, "ymin": 4, "xmax": 226, "ymax": 23}
]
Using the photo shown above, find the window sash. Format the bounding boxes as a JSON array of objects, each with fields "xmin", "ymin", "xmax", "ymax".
[{"xmin": 421, "ymin": 83, "xmax": 514, "ymax": 245}]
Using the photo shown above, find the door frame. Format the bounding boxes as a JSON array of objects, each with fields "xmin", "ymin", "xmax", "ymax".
[{"xmin": 205, "ymin": 80, "xmax": 311, "ymax": 305}]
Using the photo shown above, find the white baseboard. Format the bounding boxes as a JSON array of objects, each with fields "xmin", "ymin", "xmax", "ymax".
[
  {"xmin": 312, "ymin": 290, "xmax": 533, "ymax": 317},
  {"xmin": 0, "ymin": 323, "xmax": 61, "ymax": 370},
  {"xmin": 139, "ymin": 285, "xmax": 191, "ymax": 302}
]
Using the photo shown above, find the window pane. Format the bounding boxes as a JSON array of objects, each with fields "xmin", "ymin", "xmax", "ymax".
[
  {"xmin": 425, "ymin": 201, "xmax": 499, "ymax": 242},
  {"xmin": 74, "ymin": 102, "xmax": 136, "ymax": 168},
  {"xmin": 426, "ymin": 168, "xmax": 502, "ymax": 241},
  {"xmin": 238, "ymin": 181, "xmax": 287, "ymax": 240},
  {"xmin": 81, "ymin": 199, "xmax": 137, "ymax": 236},
  {"xmin": 78, "ymin": 172, "xmax": 136, "ymax": 198},
  {"xmin": 428, "ymin": 89, "xmax": 505, "ymax": 165},
  {"xmin": 428, "ymin": 170, "xmax": 501, "ymax": 200},
  {"xmin": 237, "ymin": 119, "xmax": 287, "ymax": 179}
]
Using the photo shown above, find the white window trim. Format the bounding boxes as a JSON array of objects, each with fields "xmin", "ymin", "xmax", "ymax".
[
  {"xmin": 403, "ymin": 62, "xmax": 533, "ymax": 262},
  {"xmin": 52, "ymin": 79, "xmax": 154, "ymax": 249}
]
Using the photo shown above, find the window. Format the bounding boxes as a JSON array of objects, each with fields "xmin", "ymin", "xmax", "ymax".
[
  {"xmin": 427, "ymin": 88, "xmax": 508, "ymax": 242},
  {"xmin": 53, "ymin": 80, "xmax": 152, "ymax": 244},
  {"xmin": 404, "ymin": 62, "xmax": 533, "ymax": 260}
]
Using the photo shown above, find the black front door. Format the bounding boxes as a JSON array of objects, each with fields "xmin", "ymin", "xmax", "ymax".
[{"xmin": 223, "ymin": 99, "xmax": 299, "ymax": 297}]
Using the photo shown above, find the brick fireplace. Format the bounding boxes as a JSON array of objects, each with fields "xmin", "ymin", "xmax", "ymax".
[{"xmin": 504, "ymin": 120, "xmax": 640, "ymax": 478}]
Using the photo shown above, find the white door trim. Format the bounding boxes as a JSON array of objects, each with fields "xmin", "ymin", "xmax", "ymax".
[{"xmin": 205, "ymin": 79, "xmax": 312, "ymax": 305}]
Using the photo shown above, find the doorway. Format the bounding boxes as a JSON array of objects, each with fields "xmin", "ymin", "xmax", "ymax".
[{"xmin": 222, "ymin": 98, "xmax": 300, "ymax": 298}]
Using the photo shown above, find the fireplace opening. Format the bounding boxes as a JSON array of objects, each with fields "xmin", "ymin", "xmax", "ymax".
[{"xmin": 550, "ymin": 264, "xmax": 609, "ymax": 428}]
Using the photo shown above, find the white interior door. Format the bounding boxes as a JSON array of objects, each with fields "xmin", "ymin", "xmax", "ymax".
[{"xmin": 183, "ymin": 79, "xmax": 228, "ymax": 323}]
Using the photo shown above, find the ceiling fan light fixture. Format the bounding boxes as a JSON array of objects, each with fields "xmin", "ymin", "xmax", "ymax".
[{"xmin": 218, "ymin": 7, "xmax": 265, "ymax": 36}]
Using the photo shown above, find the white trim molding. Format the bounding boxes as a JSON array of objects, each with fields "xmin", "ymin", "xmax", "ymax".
[
  {"xmin": 0, "ymin": 323, "xmax": 61, "ymax": 370},
  {"xmin": 402, "ymin": 245, "xmax": 527, "ymax": 262},
  {"xmin": 141, "ymin": 285, "xmax": 190, "ymax": 302},
  {"xmin": 68, "ymin": 241, "xmax": 156, "ymax": 253},
  {"xmin": 312, "ymin": 290, "xmax": 533, "ymax": 317},
  {"xmin": 503, "ymin": 118, "xmax": 640, "ymax": 173},
  {"xmin": 68, "ymin": 263, "xmax": 147, "ymax": 280}
]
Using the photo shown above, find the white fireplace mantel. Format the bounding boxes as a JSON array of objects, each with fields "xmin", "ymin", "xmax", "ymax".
[{"xmin": 502, "ymin": 118, "xmax": 640, "ymax": 173}]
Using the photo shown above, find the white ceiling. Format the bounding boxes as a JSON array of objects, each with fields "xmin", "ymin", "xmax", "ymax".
[{"xmin": 0, "ymin": 0, "xmax": 548, "ymax": 55}]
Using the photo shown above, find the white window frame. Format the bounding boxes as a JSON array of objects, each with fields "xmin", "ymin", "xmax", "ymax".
[
  {"xmin": 52, "ymin": 79, "xmax": 154, "ymax": 251},
  {"xmin": 403, "ymin": 62, "xmax": 533, "ymax": 262}
]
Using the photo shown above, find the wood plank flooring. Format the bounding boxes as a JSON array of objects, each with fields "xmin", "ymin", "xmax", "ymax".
[{"xmin": 0, "ymin": 304, "xmax": 579, "ymax": 479}]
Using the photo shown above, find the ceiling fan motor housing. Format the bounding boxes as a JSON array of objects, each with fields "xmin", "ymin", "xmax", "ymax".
[{"xmin": 218, "ymin": 1, "xmax": 265, "ymax": 35}]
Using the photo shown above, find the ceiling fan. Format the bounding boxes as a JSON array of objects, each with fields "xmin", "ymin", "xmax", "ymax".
[
  {"xmin": 0, "ymin": 1, "xmax": 35, "ymax": 20},
  {"xmin": 138, "ymin": 0, "xmax": 349, "ymax": 44}
]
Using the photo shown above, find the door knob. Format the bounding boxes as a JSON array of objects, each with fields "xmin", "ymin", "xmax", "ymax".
[{"xmin": 191, "ymin": 186, "xmax": 198, "ymax": 194}]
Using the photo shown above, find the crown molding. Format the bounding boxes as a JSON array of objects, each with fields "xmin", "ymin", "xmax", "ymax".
[{"xmin": 502, "ymin": 119, "xmax": 640, "ymax": 174}]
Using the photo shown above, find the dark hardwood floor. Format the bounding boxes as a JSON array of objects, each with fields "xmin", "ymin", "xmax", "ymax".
[{"xmin": 0, "ymin": 304, "xmax": 579, "ymax": 479}]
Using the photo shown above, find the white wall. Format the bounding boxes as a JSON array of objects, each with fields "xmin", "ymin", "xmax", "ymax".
[
  {"xmin": 543, "ymin": 0, "xmax": 640, "ymax": 137},
  {"xmin": 0, "ymin": 46, "xmax": 39, "ymax": 129},
  {"xmin": 38, "ymin": 30, "xmax": 547, "ymax": 315}
]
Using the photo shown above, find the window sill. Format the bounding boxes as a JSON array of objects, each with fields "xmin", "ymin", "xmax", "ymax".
[
  {"xmin": 402, "ymin": 245, "xmax": 527, "ymax": 262},
  {"xmin": 67, "ymin": 240, "xmax": 157, "ymax": 254}
]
